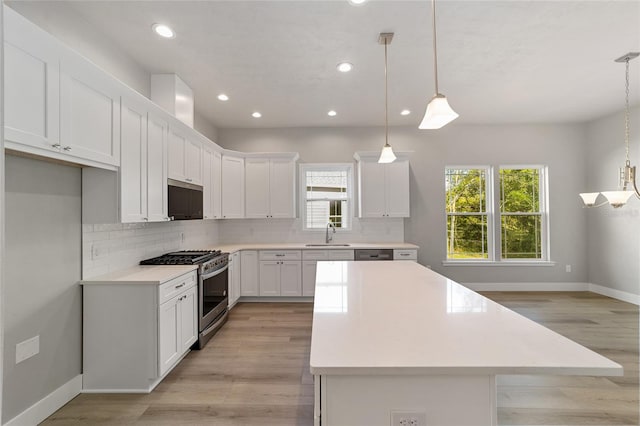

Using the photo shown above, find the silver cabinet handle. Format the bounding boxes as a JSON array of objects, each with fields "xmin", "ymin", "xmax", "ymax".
[
  {"xmin": 275, "ymin": 254, "xmax": 285, "ymax": 257},
  {"xmin": 51, "ymin": 143, "xmax": 61, "ymax": 148},
  {"xmin": 175, "ymin": 283, "xmax": 185, "ymax": 289},
  {"xmin": 143, "ymin": 217, "xmax": 148, "ymax": 221},
  {"xmin": 63, "ymin": 146, "xmax": 72, "ymax": 151}
]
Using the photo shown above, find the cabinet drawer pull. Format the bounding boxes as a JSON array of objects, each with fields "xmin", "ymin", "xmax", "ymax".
[
  {"xmin": 175, "ymin": 283, "xmax": 185, "ymax": 289},
  {"xmin": 51, "ymin": 143, "xmax": 61, "ymax": 148},
  {"xmin": 63, "ymin": 146, "xmax": 72, "ymax": 151},
  {"xmin": 275, "ymin": 254, "xmax": 285, "ymax": 257}
]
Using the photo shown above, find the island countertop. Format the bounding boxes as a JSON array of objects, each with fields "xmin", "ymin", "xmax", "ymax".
[{"xmin": 309, "ymin": 261, "xmax": 622, "ymax": 377}]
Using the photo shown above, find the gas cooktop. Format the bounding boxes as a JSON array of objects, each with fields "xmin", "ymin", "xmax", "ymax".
[{"xmin": 140, "ymin": 250, "xmax": 222, "ymax": 265}]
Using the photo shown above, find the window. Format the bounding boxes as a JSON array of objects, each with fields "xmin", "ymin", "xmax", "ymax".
[
  {"xmin": 445, "ymin": 165, "xmax": 548, "ymax": 262},
  {"xmin": 301, "ymin": 164, "xmax": 352, "ymax": 230}
]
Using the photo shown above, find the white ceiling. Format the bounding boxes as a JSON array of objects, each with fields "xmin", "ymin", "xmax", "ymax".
[{"xmin": 9, "ymin": 0, "xmax": 640, "ymax": 129}]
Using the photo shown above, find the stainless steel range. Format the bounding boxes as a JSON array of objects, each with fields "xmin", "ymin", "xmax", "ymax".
[{"xmin": 141, "ymin": 250, "xmax": 229, "ymax": 349}]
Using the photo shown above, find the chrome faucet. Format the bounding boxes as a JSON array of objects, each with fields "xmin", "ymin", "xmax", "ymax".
[{"xmin": 326, "ymin": 222, "xmax": 336, "ymax": 244}]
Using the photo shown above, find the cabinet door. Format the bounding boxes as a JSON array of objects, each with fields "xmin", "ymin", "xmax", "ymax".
[
  {"xmin": 168, "ymin": 128, "xmax": 187, "ymax": 182},
  {"xmin": 120, "ymin": 98, "xmax": 147, "ymax": 223},
  {"xmin": 159, "ymin": 297, "xmax": 180, "ymax": 376},
  {"xmin": 185, "ymin": 139, "xmax": 203, "ymax": 185},
  {"xmin": 384, "ymin": 160, "xmax": 410, "ymax": 217},
  {"xmin": 240, "ymin": 251, "xmax": 259, "ymax": 296},
  {"xmin": 269, "ymin": 158, "xmax": 296, "ymax": 218},
  {"xmin": 358, "ymin": 160, "xmax": 386, "ymax": 218},
  {"xmin": 4, "ymin": 7, "xmax": 60, "ymax": 152},
  {"xmin": 60, "ymin": 51, "xmax": 121, "ymax": 166},
  {"xmin": 245, "ymin": 158, "xmax": 271, "ymax": 218},
  {"xmin": 280, "ymin": 261, "xmax": 302, "ymax": 296},
  {"xmin": 146, "ymin": 113, "xmax": 169, "ymax": 222},
  {"xmin": 179, "ymin": 286, "xmax": 198, "ymax": 351},
  {"xmin": 212, "ymin": 151, "xmax": 223, "ymax": 219},
  {"xmin": 230, "ymin": 252, "xmax": 241, "ymax": 306},
  {"xmin": 202, "ymin": 147, "xmax": 213, "ymax": 219},
  {"xmin": 302, "ymin": 261, "xmax": 318, "ymax": 297},
  {"xmin": 221, "ymin": 155, "xmax": 245, "ymax": 218},
  {"xmin": 259, "ymin": 261, "xmax": 280, "ymax": 296}
]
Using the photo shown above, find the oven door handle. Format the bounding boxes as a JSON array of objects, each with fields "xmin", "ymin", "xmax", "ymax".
[{"xmin": 200, "ymin": 263, "xmax": 229, "ymax": 280}]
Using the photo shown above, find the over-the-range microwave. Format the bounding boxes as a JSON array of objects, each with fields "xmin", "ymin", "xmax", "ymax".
[{"xmin": 168, "ymin": 179, "xmax": 204, "ymax": 220}]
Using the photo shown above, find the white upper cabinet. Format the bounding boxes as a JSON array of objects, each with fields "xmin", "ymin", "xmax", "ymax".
[
  {"xmin": 168, "ymin": 126, "xmax": 202, "ymax": 185},
  {"xmin": 355, "ymin": 152, "xmax": 410, "ymax": 218},
  {"xmin": 119, "ymin": 96, "xmax": 169, "ymax": 223},
  {"xmin": 59, "ymin": 48, "xmax": 121, "ymax": 167},
  {"xmin": 245, "ymin": 155, "xmax": 297, "ymax": 219},
  {"xmin": 212, "ymin": 151, "xmax": 223, "ymax": 219},
  {"xmin": 221, "ymin": 155, "xmax": 245, "ymax": 219},
  {"xmin": 4, "ymin": 6, "xmax": 60, "ymax": 153},
  {"xmin": 202, "ymin": 144, "xmax": 222, "ymax": 220}
]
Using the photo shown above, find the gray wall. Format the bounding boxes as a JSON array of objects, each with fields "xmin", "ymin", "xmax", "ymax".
[
  {"xmin": 2, "ymin": 155, "xmax": 82, "ymax": 423},
  {"xmin": 219, "ymin": 123, "xmax": 589, "ymax": 285},
  {"xmin": 585, "ymin": 106, "xmax": 640, "ymax": 296}
]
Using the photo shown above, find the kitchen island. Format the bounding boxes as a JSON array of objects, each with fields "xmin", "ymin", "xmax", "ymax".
[{"xmin": 309, "ymin": 261, "xmax": 622, "ymax": 426}]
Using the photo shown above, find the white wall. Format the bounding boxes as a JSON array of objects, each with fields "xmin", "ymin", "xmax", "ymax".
[
  {"xmin": 585, "ymin": 106, "xmax": 640, "ymax": 296},
  {"xmin": 219, "ymin": 123, "xmax": 589, "ymax": 285},
  {"xmin": 3, "ymin": 155, "xmax": 82, "ymax": 424}
]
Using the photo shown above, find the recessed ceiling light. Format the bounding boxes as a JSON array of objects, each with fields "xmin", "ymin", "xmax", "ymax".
[
  {"xmin": 152, "ymin": 23, "xmax": 175, "ymax": 39},
  {"xmin": 328, "ymin": 110, "xmax": 337, "ymax": 117},
  {"xmin": 348, "ymin": 0, "xmax": 368, "ymax": 5},
  {"xmin": 252, "ymin": 112, "xmax": 262, "ymax": 118},
  {"xmin": 337, "ymin": 62, "xmax": 353, "ymax": 73},
  {"xmin": 401, "ymin": 109, "xmax": 411, "ymax": 116},
  {"xmin": 217, "ymin": 94, "xmax": 229, "ymax": 101}
]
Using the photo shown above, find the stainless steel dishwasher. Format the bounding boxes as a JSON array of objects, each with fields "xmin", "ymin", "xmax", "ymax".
[{"xmin": 354, "ymin": 249, "xmax": 394, "ymax": 261}]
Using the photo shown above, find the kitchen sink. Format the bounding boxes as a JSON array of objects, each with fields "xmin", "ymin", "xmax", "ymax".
[{"xmin": 305, "ymin": 244, "xmax": 351, "ymax": 247}]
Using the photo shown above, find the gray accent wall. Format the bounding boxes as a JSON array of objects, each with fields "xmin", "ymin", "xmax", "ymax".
[
  {"xmin": 585, "ymin": 106, "xmax": 640, "ymax": 296},
  {"xmin": 219, "ymin": 123, "xmax": 589, "ymax": 285},
  {"xmin": 2, "ymin": 155, "xmax": 82, "ymax": 423}
]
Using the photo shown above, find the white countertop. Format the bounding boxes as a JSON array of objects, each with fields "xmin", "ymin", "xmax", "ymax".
[
  {"xmin": 80, "ymin": 265, "xmax": 198, "ymax": 285},
  {"xmin": 309, "ymin": 261, "xmax": 623, "ymax": 377},
  {"xmin": 215, "ymin": 242, "xmax": 419, "ymax": 253}
]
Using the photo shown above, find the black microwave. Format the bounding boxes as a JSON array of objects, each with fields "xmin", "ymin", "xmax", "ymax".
[{"xmin": 168, "ymin": 179, "xmax": 204, "ymax": 220}]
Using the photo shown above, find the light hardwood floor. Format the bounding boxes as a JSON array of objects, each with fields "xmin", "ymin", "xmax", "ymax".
[{"xmin": 42, "ymin": 293, "xmax": 638, "ymax": 425}]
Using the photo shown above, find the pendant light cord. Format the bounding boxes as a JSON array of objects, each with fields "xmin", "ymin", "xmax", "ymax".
[
  {"xmin": 384, "ymin": 38, "xmax": 389, "ymax": 147},
  {"xmin": 432, "ymin": 0, "xmax": 439, "ymax": 95},
  {"xmin": 625, "ymin": 58, "xmax": 630, "ymax": 165}
]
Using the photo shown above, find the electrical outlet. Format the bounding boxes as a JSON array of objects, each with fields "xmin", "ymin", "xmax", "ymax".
[
  {"xmin": 16, "ymin": 335, "xmax": 40, "ymax": 364},
  {"xmin": 391, "ymin": 411, "xmax": 427, "ymax": 426},
  {"xmin": 565, "ymin": 264, "xmax": 572, "ymax": 273}
]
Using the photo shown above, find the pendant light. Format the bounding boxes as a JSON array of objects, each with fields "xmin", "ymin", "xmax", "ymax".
[
  {"xmin": 378, "ymin": 32, "xmax": 397, "ymax": 164},
  {"xmin": 580, "ymin": 52, "xmax": 640, "ymax": 208},
  {"xmin": 419, "ymin": 0, "xmax": 458, "ymax": 130}
]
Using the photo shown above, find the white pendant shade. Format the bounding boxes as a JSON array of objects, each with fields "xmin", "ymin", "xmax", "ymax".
[
  {"xmin": 601, "ymin": 191, "xmax": 634, "ymax": 208},
  {"xmin": 378, "ymin": 145, "xmax": 396, "ymax": 164},
  {"xmin": 419, "ymin": 94, "xmax": 459, "ymax": 129},
  {"xmin": 579, "ymin": 192, "xmax": 600, "ymax": 206}
]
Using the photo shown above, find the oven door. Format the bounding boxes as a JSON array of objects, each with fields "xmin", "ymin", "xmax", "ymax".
[{"xmin": 200, "ymin": 264, "xmax": 229, "ymax": 331}]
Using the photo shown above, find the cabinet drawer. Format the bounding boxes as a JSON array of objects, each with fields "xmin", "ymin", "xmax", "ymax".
[
  {"xmin": 302, "ymin": 250, "xmax": 329, "ymax": 260},
  {"xmin": 159, "ymin": 271, "xmax": 197, "ymax": 305},
  {"xmin": 259, "ymin": 250, "xmax": 301, "ymax": 261},
  {"xmin": 328, "ymin": 250, "xmax": 354, "ymax": 261},
  {"xmin": 393, "ymin": 249, "xmax": 418, "ymax": 261}
]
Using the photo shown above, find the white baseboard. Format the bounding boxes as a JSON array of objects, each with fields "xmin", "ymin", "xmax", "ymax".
[
  {"xmin": 5, "ymin": 374, "xmax": 82, "ymax": 426},
  {"xmin": 588, "ymin": 283, "xmax": 640, "ymax": 305},
  {"xmin": 462, "ymin": 282, "xmax": 590, "ymax": 292}
]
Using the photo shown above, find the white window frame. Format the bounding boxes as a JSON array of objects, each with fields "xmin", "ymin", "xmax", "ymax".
[
  {"xmin": 444, "ymin": 165, "xmax": 552, "ymax": 266},
  {"xmin": 299, "ymin": 163, "xmax": 354, "ymax": 231}
]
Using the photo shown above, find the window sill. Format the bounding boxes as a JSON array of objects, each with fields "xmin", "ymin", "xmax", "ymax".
[{"xmin": 442, "ymin": 260, "xmax": 556, "ymax": 267}]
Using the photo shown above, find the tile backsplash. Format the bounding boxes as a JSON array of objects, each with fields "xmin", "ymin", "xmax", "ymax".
[
  {"xmin": 82, "ymin": 220, "xmax": 219, "ymax": 279},
  {"xmin": 83, "ymin": 217, "xmax": 404, "ymax": 278}
]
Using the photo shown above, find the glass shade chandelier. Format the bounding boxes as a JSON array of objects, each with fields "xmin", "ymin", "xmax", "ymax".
[
  {"xmin": 419, "ymin": 0, "xmax": 458, "ymax": 130},
  {"xmin": 378, "ymin": 32, "xmax": 397, "ymax": 164},
  {"xmin": 580, "ymin": 52, "xmax": 640, "ymax": 208}
]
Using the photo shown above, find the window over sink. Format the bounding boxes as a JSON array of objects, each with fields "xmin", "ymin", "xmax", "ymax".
[{"xmin": 300, "ymin": 164, "xmax": 353, "ymax": 230}]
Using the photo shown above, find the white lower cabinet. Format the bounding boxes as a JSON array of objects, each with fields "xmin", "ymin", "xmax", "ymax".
[
  {"xmin": 393, "ymin": 249, "xmax": 418, "ymax": 262},
  {"xmin": 228, "ymin": 251, "xmax": 241, "ymax": 308},
  {"xmin": 258, "ymin": 250, "xmax": 302, "ymax": 296},
  {"xmin": 302, "ymin": 250, "xmax": 354, "ymax": 297},
  {"xmin": 240, "ymin": 250, "xmax": 259, "ymax": 296},
  {"xmin": 82, "ymin": 270, "xmax": 197, "ymax": 392}
]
